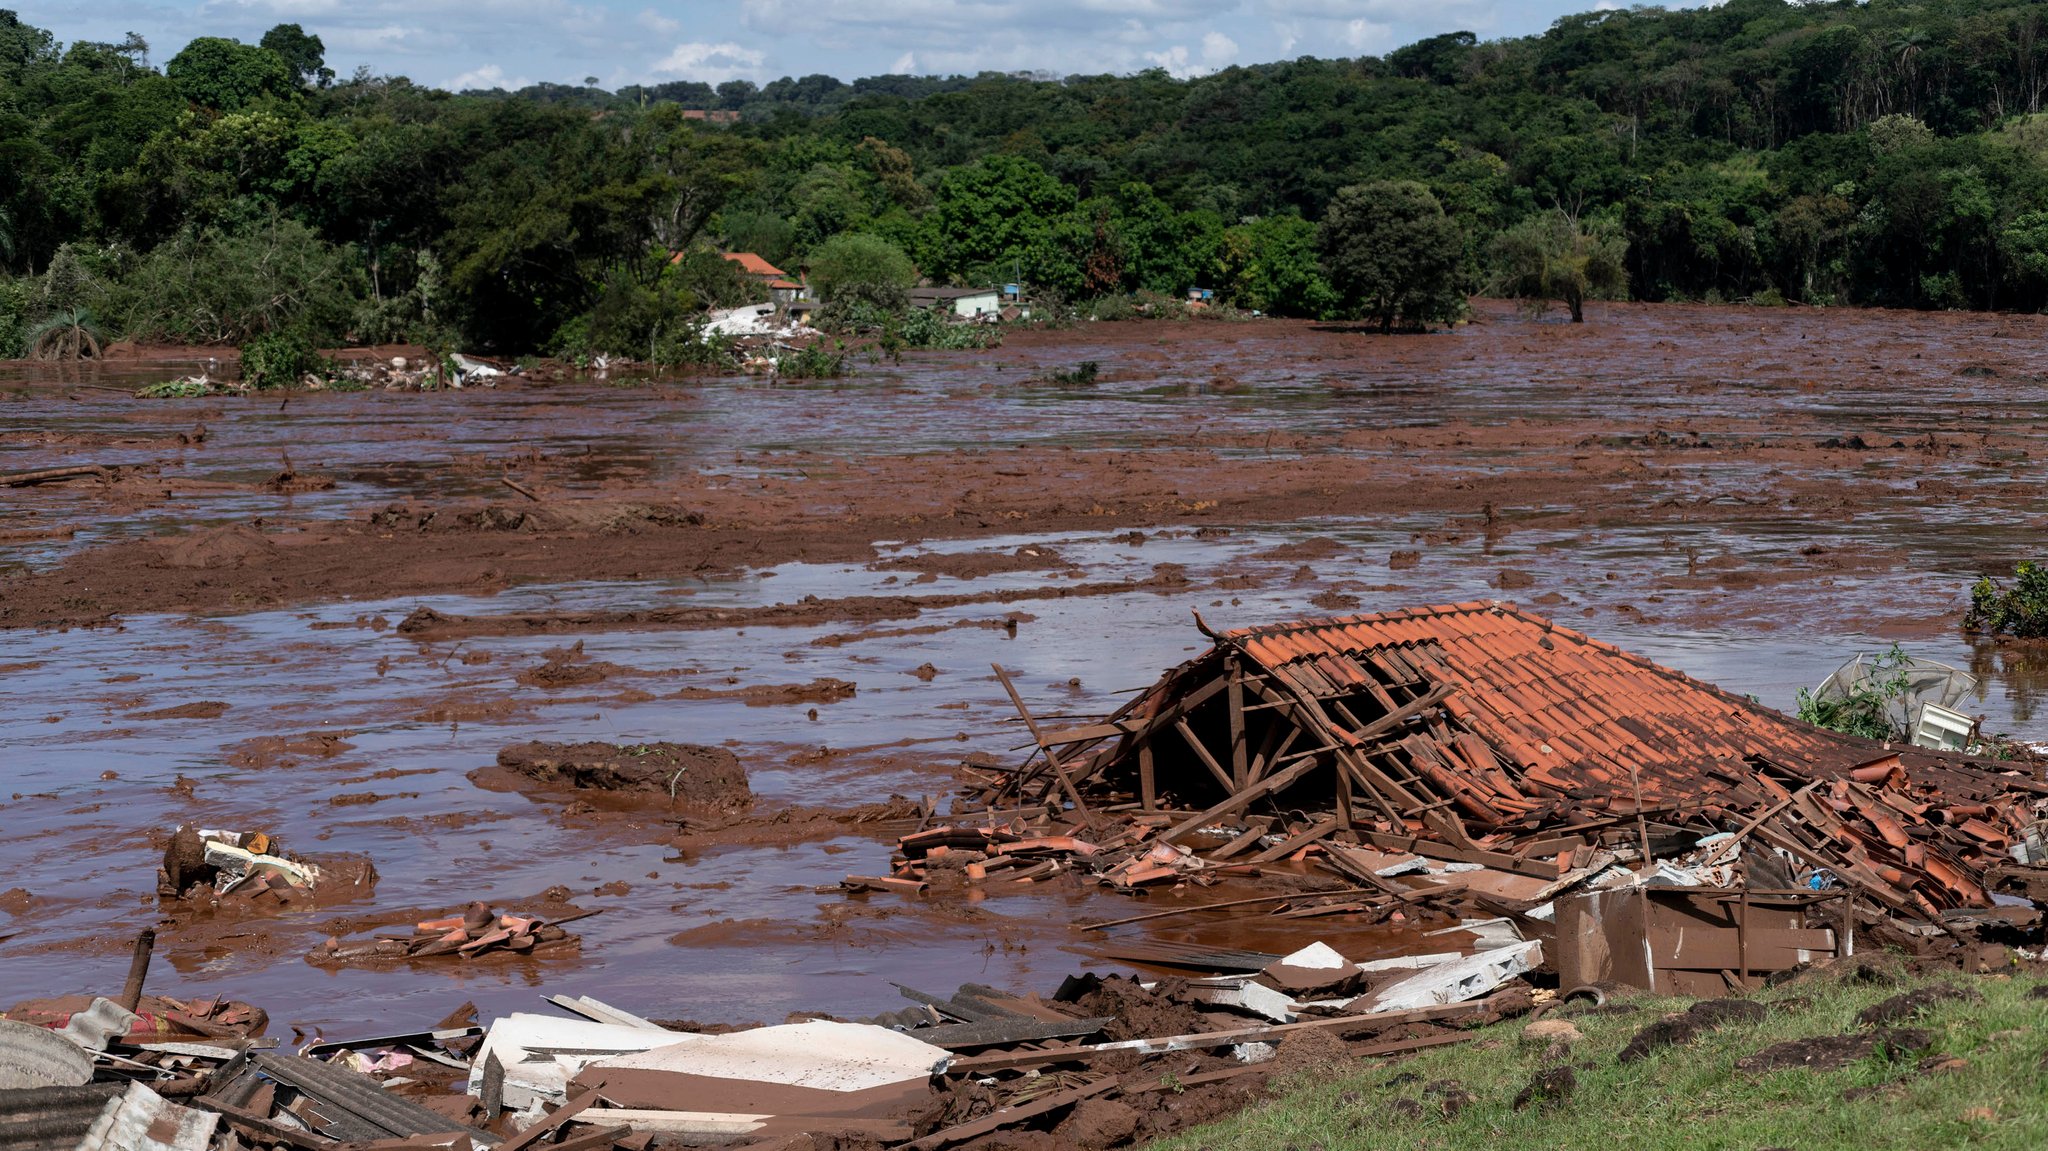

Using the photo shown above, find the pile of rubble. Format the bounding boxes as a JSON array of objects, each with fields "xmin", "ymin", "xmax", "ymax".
[
  {"xmin": 4, "ymin": 937, "xmax": 1537, "ymax": 1151},
  {"xmin": 158, "ymin": 827, "xmax": 377, "ymax": 911},
  {"xmin": 311, "ymin": 902, "xmax": 591, "ymax": 967}
]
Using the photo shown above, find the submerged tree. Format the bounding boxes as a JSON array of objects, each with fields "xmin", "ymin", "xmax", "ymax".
[
  {"xmin": 1316, "ymin": 180, "xmax": 1465, "ymax": 332},
  {"xmin": 1490, "ymin": 210, "xmax": 1629, "ymax": 323}
]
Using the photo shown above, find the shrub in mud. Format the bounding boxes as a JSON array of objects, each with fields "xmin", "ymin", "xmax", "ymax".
[
  {"xmin": 239, "ymin": 330, "xmax": 326, "ymax": 389},
  {"xmin": 895, "ymin": 305, "xmax": 1000, "ymax": 349},
  {"xmin": 1965, "ymin": 561, "xmax": 2048, "ymax": 639},
  {"xmin": 776, "ymin": 342, "xmax": 851, "ymax": 378}
]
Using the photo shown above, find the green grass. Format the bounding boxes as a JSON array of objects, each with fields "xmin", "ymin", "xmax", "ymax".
[{"xmin": 1151, "ymin": 966, "xmax": 2048, "ymax": 1151}]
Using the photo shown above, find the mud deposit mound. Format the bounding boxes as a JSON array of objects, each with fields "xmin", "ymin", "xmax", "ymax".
[
  {"xmin": 151, "ymin": 524, "xmax": 280, "ymax": 569},
  {"xmin": 483, "ymin": 740, "xmax": 750, "ymax": 809}
]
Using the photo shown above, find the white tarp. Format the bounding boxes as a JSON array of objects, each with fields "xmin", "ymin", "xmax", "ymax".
[
  {"xmin": 468, "ymin": 1016, "xmax": 950, "ymax": 1109},
  {"xmin": 1356, "ymin": 939, "xmax": 1543, "ymax": 1014},
  {"xmin": 467, "ymin": 1014, "xmax": 688, "ymax": 1107},
  {"xmin": 704, "ymin": 304, "xmax": 819, "ymax": 339},
  {"xmin": 591, "ymin": 1019, "xmax": 950, "ymax": 1092}
]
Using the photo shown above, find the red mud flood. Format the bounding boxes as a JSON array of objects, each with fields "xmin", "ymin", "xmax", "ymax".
[{"xmin": 5, "ymin": 299, "xmax": 2048, "ymax": 1037}]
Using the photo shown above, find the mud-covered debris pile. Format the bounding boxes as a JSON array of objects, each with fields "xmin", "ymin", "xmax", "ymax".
[
  {"xmin": 310, "ymin": 899, "xmax": 591, "ymax": 966},
  {"xmin": 157, "ymin": 825, "xmax": 377, "ymax": 909},
  {"xmin": 483, "ymin": 739, "xmax": 751, "ymax": 809}
]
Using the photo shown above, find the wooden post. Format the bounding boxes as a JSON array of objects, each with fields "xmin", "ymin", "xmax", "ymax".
[
  {"xmin": 118, "ymin": 929, "xmax": 155, "ymax": 1012},
  {"xmin": 1138, "ymin": 741, "xmax": 1157, "ymax": 811},
  {"xmin": 1629, "ymin": 765, "xmax": 1654, "ymax": 869},
  {"xmin": 1246, "ymin": 719, "xmax": 1289, "ymax": 784},
  {"xmin": 1736, "ymin": 890, "xmax": 1750, "ymax": 989},
  {"xmin": 1159, "ymin": 753, "xmax": 1324, "ymax": 845},
  {"xmin": 1227, "ymin": 660, "xmax": 1249, "ymax": 791}
]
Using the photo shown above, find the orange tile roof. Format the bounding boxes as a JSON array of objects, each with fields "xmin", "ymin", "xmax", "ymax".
[
  {"xmin": 722, "ymin": 252, "xmax": 787, "ymax": 278},
  {"xmin": 1221, "ymin": 601, "xmax": 1875, "ymax": 810}
]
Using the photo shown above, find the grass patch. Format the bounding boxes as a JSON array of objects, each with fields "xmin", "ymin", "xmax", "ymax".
[{"xmin": 1151, "ymin": 968, "xmax": 2048, "ymax": 1151}]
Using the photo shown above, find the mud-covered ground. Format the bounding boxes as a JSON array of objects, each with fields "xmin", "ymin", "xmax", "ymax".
[{"xmin": 4, "ymin": 299, "xmax": 2046, "ymax": 1038}]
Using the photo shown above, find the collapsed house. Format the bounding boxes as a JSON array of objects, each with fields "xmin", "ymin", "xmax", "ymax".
[{"xmin": 985, "ymin": 601, "xmax": 2048, "ymax": 928}]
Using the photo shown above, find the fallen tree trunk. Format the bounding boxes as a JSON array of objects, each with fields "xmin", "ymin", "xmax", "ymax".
[{"xmin": 0, "ymin": 464, "xmax": 111, "ymax": 487}]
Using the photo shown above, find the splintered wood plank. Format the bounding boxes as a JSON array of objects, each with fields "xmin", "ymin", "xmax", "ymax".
[{"xmin": 992, "ymin": 663, "xmax": 1091, "ymax": 819}]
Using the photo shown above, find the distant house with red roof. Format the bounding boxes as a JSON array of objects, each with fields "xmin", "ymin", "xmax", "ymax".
[
  {"xmin": 671, "ymin": 251, "xmax": 810, "ymax": 308},
  {"xmin": 723, "ymin": 252, "xmax": 787, "ymax": 279}
]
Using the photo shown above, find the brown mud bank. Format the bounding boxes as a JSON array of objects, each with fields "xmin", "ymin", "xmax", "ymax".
[{"xmin": 5, "ymin": 300, "xmax": 2045, "ymax": 638}]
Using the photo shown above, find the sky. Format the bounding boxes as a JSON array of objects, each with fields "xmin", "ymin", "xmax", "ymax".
[{"xmin": 17, "ymin": 0, "xmax": 1649, "ymax": 93}]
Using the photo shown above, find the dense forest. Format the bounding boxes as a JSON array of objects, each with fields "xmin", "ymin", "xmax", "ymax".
[{"xmin": 10, "ymin": 0, "xmax": 2048, "ymax": 360}]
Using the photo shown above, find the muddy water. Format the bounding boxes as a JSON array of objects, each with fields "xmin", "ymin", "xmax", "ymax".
[
  {"xmin": 5, "ymin": 300, "xmax": 2048, "ymax": 1036},
  {"xmin": 6, "ymin": 300, "xmax": 2044, "ymax": 560}
]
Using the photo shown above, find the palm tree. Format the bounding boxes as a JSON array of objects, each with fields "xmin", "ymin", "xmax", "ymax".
[{"xmin": 27, "ymin": 308, "xmax": 104, "ymax": 361}]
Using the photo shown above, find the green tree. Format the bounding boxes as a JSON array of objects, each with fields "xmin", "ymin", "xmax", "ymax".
[
  {"xmin": 0, "ymin": 10, "xmax": 57, "ymax": 84},
  {"xmin": 1317, "ymin": 180, "xmax": 1465, "ymax": 332},
  {"xmin": 785, "ymin": 162, "xmax": 871, "ymax": 253},
  {"xmin": 806, "ymin": 232, "xmax": 915, "ymax": 308},
  {"xmin": 923, "ymin": 154, "xmax": 1074, "ymax": 283},
  {"xmin": 1217, "ymin": 215, "xmax": 1336, "ymax": 318},
  {"xmin": 165, "ymin": 37, "xmax": 296, "ymax": 111},
  {"xmin": 259, "ymin": 23, "xmax": 331, "ymax": 87},
  {"xmin": 1490, "ymin": 210, "xmax": 1630, "ymax": 322},
  {"xmin": 857, "ymin": 136, "xmax": 928, "ymax": 209},
  {"xmin": 105, "ymin": 214, "xmax": 361, "ymax": 344}
]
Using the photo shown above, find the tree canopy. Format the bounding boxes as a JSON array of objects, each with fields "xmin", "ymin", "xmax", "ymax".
[
  {"xmin": 1318, "ymin": 181, "xmax": 1466, "ymax": 331},
  {"xmin": 9, "ymin": 1, "xmax": 2048, "ymax": 356}
]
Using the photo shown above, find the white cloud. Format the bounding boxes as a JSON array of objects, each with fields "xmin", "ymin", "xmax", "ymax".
[
  {"xmin": 321, "ymin": 25, "xmax": 419, "ymax": 54},
  {"xmin": 1201, "ymin": 30, "xmax": 1237, "ymax": 66},
  {"xmin": 445, "ymin": 62, "xmax": 531, "ymax": 90},
  {"xmin": 1343, "ymin": 18, "xmax": 1392, "ymax": 52},
  {"xmin": 650, "ymin": 40, "xmax": 767, "ymax": 83},
  {"xmin": 637, "ymin": 6, "xmax": 682, "ymax": 34},
  {"xmin": 1143, "ymin": 45, "xmax": 1198, "ymax": 78},
  {"xmin": 890, "ymin": 50, "xmax": 917, "ymax": 74}
]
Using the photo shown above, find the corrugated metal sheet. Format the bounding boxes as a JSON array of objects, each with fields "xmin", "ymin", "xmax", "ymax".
[
  {"xmin": 252, "ymin": 1054, "xmax": 476, "ymax": 1142},
  {"xmin": 0, "ymin": 1083, "xmax": 215, "ymax": 1151},
  {"xmin": 0, "ymin": 1020, "xmax": 92, "ymax": 1091},
  {"xmin": 0, "ymin": 1085, "xmax": 127, "ymax": 1151}
]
